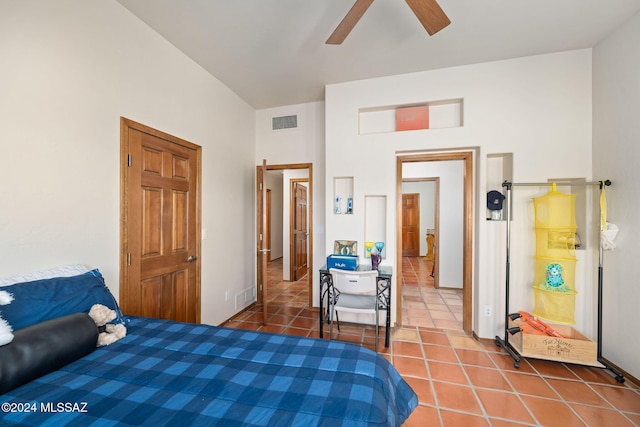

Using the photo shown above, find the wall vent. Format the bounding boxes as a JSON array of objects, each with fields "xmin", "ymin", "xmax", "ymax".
[{"xmin": 272, "ymin": 115, "xmax": 297, "ymax": 130}]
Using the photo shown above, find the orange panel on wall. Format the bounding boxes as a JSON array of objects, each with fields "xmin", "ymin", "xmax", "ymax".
[{"xmin": 396, "ymin": 105, "xmax": 430, "ymax": 131}]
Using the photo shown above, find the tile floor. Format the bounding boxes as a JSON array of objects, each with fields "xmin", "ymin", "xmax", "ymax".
[
  {"xmin": 401, "ymin": 256, "xmax": 463, "ymax": 330},
  {"xmin": 223, "ymin": 258, "xmax": 640, "ymax": 426}
]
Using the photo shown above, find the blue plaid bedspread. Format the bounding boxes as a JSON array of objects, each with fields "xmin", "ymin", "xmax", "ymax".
[{"xmin": 1, "ymin": 317, "xmax": 417, "ymax": 426}]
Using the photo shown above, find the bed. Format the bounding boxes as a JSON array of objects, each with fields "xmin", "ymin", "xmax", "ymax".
[{"xmin": 0, "ymin": 266, "xmax": 417, "ymax": 426}]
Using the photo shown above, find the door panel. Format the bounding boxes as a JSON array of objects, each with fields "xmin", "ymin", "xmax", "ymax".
[
  {"xmin": 257, "ymin": 160, "xmax": 268, "ymax": 324},
  {"xmin": 121, "ymin": 118, "xmax": 201, "ymax": 324},
  {"xmin": 402, "ymin": 193, "xmax": 420, "ymax": 256},
  {"xmin": 293, "ymin": 181, "xmax": 308, "ymax": 280}
]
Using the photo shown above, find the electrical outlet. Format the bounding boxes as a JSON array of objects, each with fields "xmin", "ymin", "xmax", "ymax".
[
  {"xmin": 225, "ymin": 290, "xmax": 230, "ymax": 302},
  {"xmin": 484, "ymin": 305, "xmax": 493, "ymax": 317}
]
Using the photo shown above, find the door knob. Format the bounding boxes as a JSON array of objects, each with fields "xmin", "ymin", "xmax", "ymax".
[{"xmin": 187, "ymin": 255, "xmax": 198, "ymax": 262}]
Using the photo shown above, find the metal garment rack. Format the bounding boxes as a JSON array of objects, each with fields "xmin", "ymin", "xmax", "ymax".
[{"xmin": 494, "ymin": 179, "xmax": 625, "ymax": 383}]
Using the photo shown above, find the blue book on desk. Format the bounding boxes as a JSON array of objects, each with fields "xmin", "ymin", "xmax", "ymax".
[{"xmin": 326, "ymin": 254, "xmax": 359, "ymax": 271}]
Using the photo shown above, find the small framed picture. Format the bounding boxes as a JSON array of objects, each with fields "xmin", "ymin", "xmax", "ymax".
[{"xmin": 334, "ymin": 240, "xmax": 357, "ymax": 255}]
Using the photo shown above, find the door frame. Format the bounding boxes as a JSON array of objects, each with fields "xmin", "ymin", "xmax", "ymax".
[
  {"xmin": 119, "ymin": 117, "xmax": 202, "ymax": 322},
  {"xmin": 256, "ymin": 162, "xmax": 314, "ymax": 311},
  {"xmin": 396, "ymin": 152, "xmax": 472, "ymax": 333}
]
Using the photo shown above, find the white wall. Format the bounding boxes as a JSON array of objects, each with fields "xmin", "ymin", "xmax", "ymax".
[
  {"xmin": 326, "ymin": 50, "xmax": 595, "ymax": 337},
  {"xmin": 255, "ymin": 102, "xmax": 325, "ymax": 300},
  {"xmin": 593, "ymin": 11, "xmax": 640, "ymax": 380},
  {"xmin": 0, "ymin": 0, "xmax": 256, "ymax": 326},
  {"xmin": 266, "ymin": 171, "xmax": 284, "ymax": 260},
  {"xmin": 403, "ymin": 161, "xmax": 464, "ymax": 289}
]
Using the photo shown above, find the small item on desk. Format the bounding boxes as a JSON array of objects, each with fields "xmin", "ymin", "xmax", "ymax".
[
  {"xmin": 327, "ymin": 254, "xmax": 359, "ymax": 271},
  {"xmin": 371, "ymin": 248, "xmax": 381, "ymax": 270}
]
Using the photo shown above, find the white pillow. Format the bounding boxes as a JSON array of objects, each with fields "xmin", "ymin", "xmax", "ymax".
[
  {"xmin": 0, "ymin": 264, "xmax": 90, "ymax": 287},
  {"xmin": 0, "ymin": 290, "xmax": 14, "ymax": 346}
]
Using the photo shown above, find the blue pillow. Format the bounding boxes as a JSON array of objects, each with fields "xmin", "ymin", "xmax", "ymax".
[{"xmin": 0, "ymin": 269, "xmax": 125, "ymax": 331}]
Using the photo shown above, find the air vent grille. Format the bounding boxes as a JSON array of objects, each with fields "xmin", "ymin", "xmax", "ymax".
[{"xmin": 272, "ymin": 115, "xmax": 297, "ymax": 130}]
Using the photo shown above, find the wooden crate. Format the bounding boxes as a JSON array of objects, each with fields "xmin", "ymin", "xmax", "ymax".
[{"xmin": 507, "ymin": 319, "xmax": 604, "ymax": 367}]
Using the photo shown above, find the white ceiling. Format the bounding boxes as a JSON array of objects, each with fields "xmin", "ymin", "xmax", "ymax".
[{"xmin": 117, "ymin": 0, "xmax": 640, "ymax": 109}]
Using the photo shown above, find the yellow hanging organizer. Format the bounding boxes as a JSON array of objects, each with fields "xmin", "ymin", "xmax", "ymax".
[{"xmin": 532, "ymin": 183, "xmax": 578, "ymax": 324}]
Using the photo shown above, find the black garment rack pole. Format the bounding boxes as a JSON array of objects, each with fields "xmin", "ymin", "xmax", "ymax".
[{"xmin": 494, "ymin": 179, "xmax": 624, "ymax": 383}]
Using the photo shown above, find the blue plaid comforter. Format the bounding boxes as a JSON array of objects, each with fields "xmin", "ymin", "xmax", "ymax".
[{"xmin": 1, "ymin": 317, "xmax": 417, "ymax": 426}]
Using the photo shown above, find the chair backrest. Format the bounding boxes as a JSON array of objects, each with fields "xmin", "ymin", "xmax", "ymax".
[{"xmin": 329, "ymin": 269, "xmax": 378, "ymax": 296}]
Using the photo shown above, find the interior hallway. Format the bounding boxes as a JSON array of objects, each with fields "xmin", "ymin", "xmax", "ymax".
[
  {"xmin": 402, "ymin": 256, "xmax": 463, "ymax": 331},
  {"xmin": 223, "ymin": 258, "xmax": 640, "ymax": 426}
]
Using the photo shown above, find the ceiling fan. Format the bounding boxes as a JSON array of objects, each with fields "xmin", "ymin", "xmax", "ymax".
[{"xmin": 326, "ymin": 0, "xmax": 450, "ymax": 44}]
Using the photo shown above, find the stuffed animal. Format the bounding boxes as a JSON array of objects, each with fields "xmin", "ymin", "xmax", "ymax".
[
  {"xmin": 545, "ymin": 263, "xmax": 564, "ymax": 287},
  {"xmin": 0, "ymin": 290, "xmax": 14, "ymax": 346},
  {"xmin": 88, "ymin": 304, "xmax": 126, "ymax": 347}
]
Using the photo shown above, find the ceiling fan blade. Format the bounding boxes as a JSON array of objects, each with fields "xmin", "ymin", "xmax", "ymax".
[
  {"xmin": 326, "ymin": 0, "xmax": 374, "ymax": 45},
  {"xmin": 405, "ymin": 0, "xmax": 451, "ymax": 36}
]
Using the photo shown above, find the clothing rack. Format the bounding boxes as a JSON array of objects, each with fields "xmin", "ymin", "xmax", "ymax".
[{"xmin": 494, "ymin": 179, "xmax": 625, "ymax": 383}]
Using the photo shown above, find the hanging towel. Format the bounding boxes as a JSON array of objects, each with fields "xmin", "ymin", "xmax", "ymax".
[{"xmin": 599, "ymin": 181, "xmax": 619, "ymax": 250}]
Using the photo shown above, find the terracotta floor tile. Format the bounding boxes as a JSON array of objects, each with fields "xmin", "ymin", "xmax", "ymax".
[
  {"xmin": 448, "ymin": 334, "xmax": 482, "ymax": 350},
  {"xmin": 428, "ymin": 361, "xmax": 468, "ymax": 385},
  {"xmin": 393, "ymin": 341, "xmax": 425, "ymax": 358},
  {"xmin": 423, "ymin": 343, "xmax": 459, "ymax": 363},
  {"xmin": 546, "ymin": 378, "xmax": 613, "ymax": 407},
  {"xmin": 265, "ymin": 313, "xmax": 293, "ymax": 326},
  {"xmin": 403, "ymin": 404, "xmax": 440, "ymax": 427},
  {"xmin": 419, "ymin": 330, "xmax": 451, "ymax": 346},
  {"xmin": 404, "ymin": 376, "xmax": 435, "ymax": 405},
  {"xmin": 432, "ymin": 381, "xmax": 483, "ymax": 414},
  {"xmin": 570, "ymin": 403, "xmax": 636, "ymax": 426},
  {"xmin": 288, "ymin": 316, "xmax": 317, "ymax": 329},
  {"xmin": 488, "ymin": 353, "xmax": 536, "ymax": 374},
  {"xmin": 281, "ymin": 326, "xmax": 310, "ymax": 337},
  {"xmin": 474, "ymin": 389, "xmax": 535, "ymax": 424},
  {"xmin": 259, "ymin": 324, "xmax": 285, "ymax": 334},
  {"xmin": 589, "ymin": 383, "xmax": 640, "ymax": 413},
  {"xmin": 393, "ymin": 355, "xmax": 428, "ymax": 379},
  {"xmin": 527, "ymin": 359, "xmax": 580, "ymax": 380},
  {"xmin": 455, "ymin": 348, "xmax": 495, "ymax": 368},
  {"xmin": 464, "ymin": 365, "xmax": 512, "ymax": 391},
  {"xmin": 489, "ymin": 419, "xmax": 532, "ymax": 427},
  {"xmin": 520, "ymin": 395, "xmax": 588, "ymax": 427},
  {"xmin": 434, "ymin": 319, "xmax": 465, "ymax": 330},
  {"xmin": 393, "ymin": 328, "xmax": 420, "ymax": 342},
  {"xmin": 625, "ymin": 412, "xmax": 640, "ymax": 425},
  {"xmin": 567, "ymin": 364, "xmax": 627, "ymax": 385},
  {"xmin": 439, "ymin": 409, "xmax": 490, "ymax": 426},
  {"xmin": 502, "ymin": 371, "xmax": 560, "ymax": 399}
]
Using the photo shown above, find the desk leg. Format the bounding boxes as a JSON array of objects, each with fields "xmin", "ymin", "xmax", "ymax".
[
  {"xmin": 386, "ymin": 306, "xmax": 391, "ymax": 347},
  {"xmin": 319, "ymin": 271, "xmax": 332, "ymax": 339},
  {"xmin": 377, "ymin": 276, "xmax": 392, "ymax": 348}
]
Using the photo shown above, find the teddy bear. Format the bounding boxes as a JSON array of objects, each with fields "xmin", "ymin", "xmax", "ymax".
[
  {"xmin": 545, "ymin": 263, "xmax": 564, "ymax": 288},
  {"xmin": 88, "ymin": 304, "xmax": 126, "ymax": 346}
]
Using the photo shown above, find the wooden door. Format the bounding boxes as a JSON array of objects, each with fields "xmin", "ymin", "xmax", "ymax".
[
  {"xmin": 402, "ymin": 193, "xmax": 420, "ymax": 256},
  {"xmin": 120, "ymin": 118, "xmax": 201, "ymax": 323},
  {"xmin": 256, "ymin": 160, "xmax": 269, "ymax": 324},
  {"xmin": 292, "ymin": 181, "xmax": 308, "ymax": 280}
]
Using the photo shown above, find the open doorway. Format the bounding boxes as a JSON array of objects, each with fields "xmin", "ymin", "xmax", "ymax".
[
  {"xmin": 396, "ymin": 152, "xmax": 473, "ymax": 333},
  {"xmin": 257, "ymin": 162, "xmax": 313, "ymax": 322}
]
